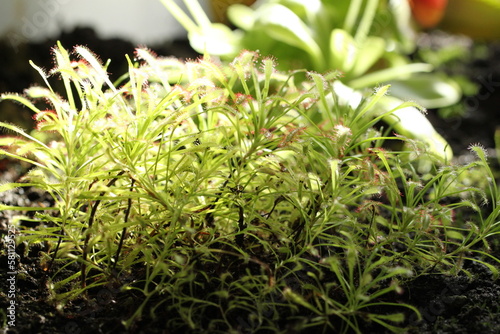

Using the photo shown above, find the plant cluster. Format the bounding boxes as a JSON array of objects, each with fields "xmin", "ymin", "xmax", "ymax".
[
  {"xmin": 1, "ymin": 41, "xmax": 499, "ymax": 333},
  {"xmin": 162, "ymin": 0, "xmax": 462, "ymax": 108}
]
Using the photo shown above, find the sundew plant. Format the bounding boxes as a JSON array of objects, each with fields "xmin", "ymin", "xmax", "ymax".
[{"xmin": 1, "ymin": 43, "xmax": 500, "ymax": 333}]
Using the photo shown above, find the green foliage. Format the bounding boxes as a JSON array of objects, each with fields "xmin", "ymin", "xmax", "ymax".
[
  {"xmin": 161, "ymin": 0, "xmax": 461, "ymax": 167},
  {"xmin": 1, "ymin": 43, "xmax": 499, "ymax": 333},
  {"xmin": 162, "ymin": 0, "xmax": 461, "ymax": 108}
]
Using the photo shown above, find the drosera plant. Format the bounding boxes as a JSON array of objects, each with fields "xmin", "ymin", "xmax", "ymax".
[{"xmin": 0, "ymin": 43, "xmax": 499, "ymax": 333}]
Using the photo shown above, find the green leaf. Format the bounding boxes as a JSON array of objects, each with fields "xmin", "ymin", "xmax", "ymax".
[
  {"xmin": 350, "ymin": 36, "xmax": 385, "ymax": 78},
  {"xmin": 227, "ymin": 4, "xmax": 256, "ymax": 31},
  {"xmin": 379, "ymin": 96, "xmax": 453, "ymax": 163},
  {"xmin": 0, "ymin": 93, "xmax": 40, "ymax": 114},
  {"xmin": 277, "ymin": 0, "xmax": 322, "ymax": 21},
  {"xmin": 255, "ymin": 3, "xmax": 324, "ymax": 70},
  {"xmin": 0, "ymin": 204, "xmax": 53, "ymax": 211},
  {"xmin": 29, "ymin": 60, "xmax": 54, "ymax": 94},
  {"xmin": 445, "ymin": 230, "xmax": 465, "ymax": 241},
  {"xmin": 388, "ymin": 74, "xmax": 462, "ymax": 109},
  {"xmin": 75, "ymin": 46, "xmax": 116, "ymax": 93},
  {"xmin": 329, "ymin": 29, "xmax": 357, "ymax": 73},
  {"xmin": 189, "ymin": 23, "xmax": 242, "ymax": 57},
  {"xmin": 368, "ymin": 311, "xmax": 405, "ymax": 323},
  {"xmin": 283, "ymin": 287, "xmax": 319, "ymax": 313},
  {"xmin": 0, "ymin": 121, "xmax": 48, "ymax": 148},
  {"xmin": 351, "ymin": 84, "xmax": 390, "ymax": 125},
  {"xmin": 348, "ymin": 63, "xmax": 433, "ymax": 89}
]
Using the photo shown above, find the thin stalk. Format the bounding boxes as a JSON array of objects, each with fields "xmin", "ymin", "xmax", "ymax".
[
  {"xmin": 354, "ymin": 0, "xmax": 379, "ymax": 43},
  {"xmin": 183, "ymin": 0, "xmax": 211, "ymax": 29},
  {"xmin": 113, "ymin": 179, "xmax": 135, "ymax": 270},
  {"xmin": 81, "ymin": 170, "xmax": 125, "ymax": 288},
  {"xmin": 159, "ymin": 0, "xmax": 199, "ymax": 33},
  {"xmin": 344, "ymin": 0, "xmax": 363, "ymax": 34},
  {"xmin": 47, "ymin": 228, "xmax": 63, "ymax": 272}
]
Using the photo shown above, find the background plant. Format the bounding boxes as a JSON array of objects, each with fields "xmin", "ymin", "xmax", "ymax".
[
  {"xmin": 1, "ymin": 42, "xmax": 499, "ymax": 333},
  {"xmin": 162, "ymin": 0, "xmax": 463, "ymax": 107},
  {"xmin": 162, "ymin": 0, "xmax": 464, "ymax": 169}
]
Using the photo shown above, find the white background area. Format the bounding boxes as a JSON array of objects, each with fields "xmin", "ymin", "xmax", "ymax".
[{"xmin": 0, "ymin": 0, "xmax": 211, "ymax": 45}]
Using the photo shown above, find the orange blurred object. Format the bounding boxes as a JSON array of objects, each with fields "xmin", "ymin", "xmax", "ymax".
[
  {"xmin": 210, "ymin": 0, "xmax": 256, "ymax": 23},
  {"xmin": 409, "ymin": 0, "xmax": 448, "ymax": 28}
]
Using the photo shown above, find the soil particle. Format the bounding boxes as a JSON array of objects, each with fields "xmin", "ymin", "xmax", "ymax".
[{"xmin": 402, "ymin": 260, "xmax": 500, "ymax": 334}]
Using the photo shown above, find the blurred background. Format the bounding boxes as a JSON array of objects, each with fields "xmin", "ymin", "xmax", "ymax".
[
  {"xmin": 0, "ymin": 0, "xmax": 206, "ymax": 129},
  {"xmin": 0, "ymin": 0, "xmax": 193, "ymax": 45}
]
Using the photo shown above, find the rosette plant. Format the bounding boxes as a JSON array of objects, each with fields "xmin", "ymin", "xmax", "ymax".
[{"xmin": 161, "ymin": 0, "xmax": 465, "ymax": 165}]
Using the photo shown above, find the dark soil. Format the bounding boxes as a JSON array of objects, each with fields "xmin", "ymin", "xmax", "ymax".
[{"xmin": 1, "ymin": 27, "xmax": 500, "ymax": 334}]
